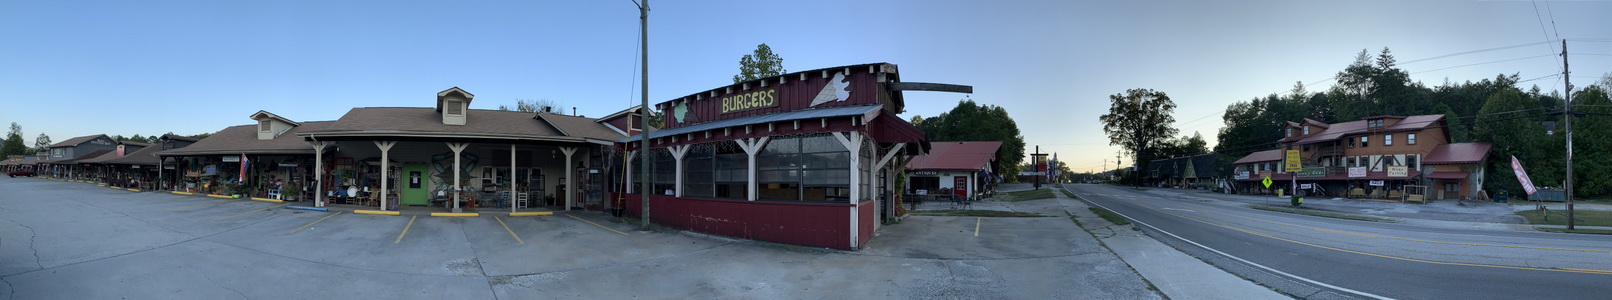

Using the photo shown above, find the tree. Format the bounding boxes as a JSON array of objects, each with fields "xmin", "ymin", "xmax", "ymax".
[
  {"xmin": 1597, "ymin": 72, "xmax": 1612, "ymax": 91},
  {"xmin": 189, "ymin": 133, "xmax": 212, "ymax": 140},
  {"xmin": 1156, "ymin": 132, "xmax": 1208, "ymax": 159},
  {"xmin": 1474, "ymin": 88, "xmax": 1552, "ymax": 196},
  {"xmin": 497, "ymin": 99, "xmax": 563, "ymax": 113},
  {"xmin": 34, "ymin": 133, "xmax": 51, "ymax": 152},
  {"xmin": 2, "ymin": 123, "xmax": 26, "ymax": 156},
  {"xmin": 1100, "ymin": 89, "xmax": 1178, "ymax": 186},
  {"xmin": 1571, "ymin": 86, "xmax": 1612, "ymax": 197},
  {"xmin": 911, "ymin": 99, "xmax": 1027, "ymax": 182},
  {"xmin": 732, "ymin": 43, "xmax": 785, "ymax": 83}
]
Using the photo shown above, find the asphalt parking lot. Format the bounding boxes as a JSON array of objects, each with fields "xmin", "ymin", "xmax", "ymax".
[{"xmin": 0, "ymin": 178, "xmax": 1161, "ymax": 299}]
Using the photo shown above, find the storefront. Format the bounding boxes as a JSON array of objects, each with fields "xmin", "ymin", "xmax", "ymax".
[
  {"xmin": 904, "ymin": 141, "xmax": 1002, "ymax": 201},
  {"xmin": 294, "ymin": 87, "xmax": 635, "ymax": 213},
  {"xmin": 621, "ymin": 63, "xmax": 967, "ymax": 250}
]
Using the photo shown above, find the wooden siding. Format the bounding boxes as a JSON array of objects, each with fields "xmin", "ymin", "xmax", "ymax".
[{"xmin": 621, "ymin": 194, "xmax": 854, "ymax": 250}]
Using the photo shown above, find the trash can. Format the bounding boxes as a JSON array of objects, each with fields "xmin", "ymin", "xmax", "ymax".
[{"xmin": 1495, "ymin": 189, "xmax": 1508, "ymax": 203}]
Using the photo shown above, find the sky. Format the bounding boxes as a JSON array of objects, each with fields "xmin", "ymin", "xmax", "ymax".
[{"xmin": 3, "ymin": 0, "xmax": 1609, "ymax": 173}]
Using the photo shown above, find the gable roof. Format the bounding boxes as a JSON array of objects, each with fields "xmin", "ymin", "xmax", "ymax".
[
  {"xmin": 435, "ymin": 87, "xmax": 475, "ymax": 112},
  {"xmin": 905, "ymin": 141, "xmax": 1001, "ymax": 171},
  {"xmin": 535, "ymin": 112, "xmax": 629, "ymax": 141},
  {"xmin": 47, "ymin": 134, "xmax": 110, "ymax": 148},
  {"xmin": 1293, "ymin": 114, "xmax": 1444, "ymax": 145},
  {"xmin": 159, "ymin": 121, "xmax": 334, "ymax": 156},
  {"xmin": 1233, "ymin": 149, "xmax": 1284, "ymax": 164},
  {"xmin": 44, "ymin": 149, "xmax": 112, "ymax": 164},
  {"xmin": 102, "ymin": 142, "xmax": 169, "ymax": 166},
  {"xmin": 77, "ymin": 147, "xmax": 134, "ymax": 164},
  {"xmin": 1423, "ymin": 142, "xmax": 1492, "ymax": 165},
  {"xmin": 250, "ymin": 110, "xmax": 301, "ymax": 127}
]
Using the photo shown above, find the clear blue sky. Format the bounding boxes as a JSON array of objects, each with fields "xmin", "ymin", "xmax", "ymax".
[{"xmin": 3, "ymin": 0, "xmax": 1609, "ymax": 172}]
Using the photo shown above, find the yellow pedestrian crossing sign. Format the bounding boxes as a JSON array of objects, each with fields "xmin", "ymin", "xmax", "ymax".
[{"xmin": 1261, "ymin": 176, "xmax": 1273, "ymax": 188}]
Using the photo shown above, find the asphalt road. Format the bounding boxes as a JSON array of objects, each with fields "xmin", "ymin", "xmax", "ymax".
[{"xmin": 1065, "ymin": 183, "xmax": 1612, "ymax": 299}]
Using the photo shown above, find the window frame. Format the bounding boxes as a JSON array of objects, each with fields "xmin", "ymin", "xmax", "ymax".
[
  {"xmin": 1384, "ymin": 134, "xmax": 1393, "ymax": 146},
  {"xmin": 1360, "ymin": 136, "xmax": 1369, "ymax": 147},
  {"xmin": 1408, "ymin": 133, "xmax": 1417, "ymax": 145}
]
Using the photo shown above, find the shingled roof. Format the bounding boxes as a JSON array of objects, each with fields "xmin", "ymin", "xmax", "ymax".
[
  {"xmin": 1423, "ymin": 142, "xmax": 1492, "ymax": 165},
  {"xmin": 905, "ymin": 141, "xmax": 1000, "ymax": 171},
  {"xmin": 298, "ymin": 107, "xmax": 621, "ymax": 144},
  {"xmin": 159, "ymin": 121, "xmax": 334, "ymax": 156},
  {"xmin": 47, "ymin": 134, "xmax": 110, "ymax": 148}
]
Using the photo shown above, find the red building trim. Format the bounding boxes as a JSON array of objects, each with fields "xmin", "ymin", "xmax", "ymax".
[{"xmin": 621, "ymin": 194, "xmax": 856, "ymax": 250}]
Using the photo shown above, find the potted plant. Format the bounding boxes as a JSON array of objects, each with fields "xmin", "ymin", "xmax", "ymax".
[{"xmin": 281, "ymin": 182, "xmax": 302, "ymax": 201}]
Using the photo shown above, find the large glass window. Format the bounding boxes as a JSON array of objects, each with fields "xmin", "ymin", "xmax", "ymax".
[
  {"xmin": 714, "ymin": 141, "xmax": 747, "ymax": 199},
  {"xmin": 683, "ymin": 144, "xmax": 714, "ymax": 197},
  {"xmin": 650, "ymin": 148, "xmax": 675, "ymax": 195},
  {"xmin": 757, "ymin": 136, "xmax": 801, "ymax": 201}
]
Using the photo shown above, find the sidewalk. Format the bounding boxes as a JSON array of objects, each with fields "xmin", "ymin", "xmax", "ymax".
[{"xmin": 1049, "ymin": 186, "xmax": 1289, "ymax": 300}]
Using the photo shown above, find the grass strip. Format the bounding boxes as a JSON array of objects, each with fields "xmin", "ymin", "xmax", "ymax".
[
  {"xmin": 997, "ymin": 188, "xmax": 1055, "ymax": 202},
  {"xmin": 1513, "ymin": 209, "xmax": 1612, "ymax": 227},
  {"xmin": 911, "ymin": 209, "xmax": 1047, "ymax": 217},
  {"xmin": 1250, "ymin": 205, "xmax": 1396, "ymax": 222},
  {"xmin": 1059, "ymin": 188, "xmax": 1080, "ymax": 200},
  {"xmin": 1534, "ymin": 227, "xmax": 1612, "ymax": 235},
  {"xmin": 1088, "ymin": 207, "xmax": 1130, "ymax": 225}
]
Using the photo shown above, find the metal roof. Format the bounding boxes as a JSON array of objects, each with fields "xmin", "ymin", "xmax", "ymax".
[
  {"xmin": 905, "ymin": 141, "xmax": 1001, "ymax": 171},
  {"xmin": 622, "ymin": 104, "xmax": 882, "ymax": 143}
]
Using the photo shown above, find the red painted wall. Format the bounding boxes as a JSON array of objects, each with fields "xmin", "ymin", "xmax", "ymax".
[
  {"xmin": 620, "ymin": 193, "xmax": 854, "ymax": 250},
  {"xmin": 857, "ymin": 201, "xmax": 874, "ymax": 248},
  {"xmin": 661, "ymin": 67, "xmax": 885, "ymax": 129}
]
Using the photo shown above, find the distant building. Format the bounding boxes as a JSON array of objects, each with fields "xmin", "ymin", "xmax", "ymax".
[
  {"xmin": 1147, "ymin": 153, "xmax": 1219, "ymax": 189},
  {"xmin": 905, "ymin": 141, "xmax": 1002, "ymax": 199},
  {"xmin": 1231, "ymin": 115, "xmax": 1491, "ymax": 200}
]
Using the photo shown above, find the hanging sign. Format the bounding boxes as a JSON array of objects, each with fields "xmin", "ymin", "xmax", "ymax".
[
  {"xmin": 1511, "ymin": 156, "xmax": 1538, "ymax": 195},
  {"xmin": 1348, "ymin": 167, "xmax": 1367, "ymax": 178},
  {"xmin": 1300, "ymin": 183, "xmax": 1312, "ymax": 189},
  {"xmin": 221, "ymin": 156, "xmax": 240, "ymax": 163},
  {"xmin": 1369, "ymin": 180, "xmax": 1385, "ymax": 187},
  {"xmin": 1387, "ymin": 166, "xmax": 1408, "ymax": 177},
  {"xmin": 1234, "ymin": 171, "xmax": 1250, "ymax": 180},
  {"xmin": 1297, "ymin": 167, "xmax": 1327, "ymax": 177},
  {"xmin": 1284, "ymin": 150, "xmax": 1302, "ymax": 172}
]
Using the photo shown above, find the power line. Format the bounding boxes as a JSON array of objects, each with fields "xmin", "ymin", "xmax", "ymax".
[
  {"xmin": 1397, "ymin": 41, "xmax": 1551, "ymax": 66},
  {"xmin": 1410, "ymin": 54, "xmax": 1556, "ymax": 75}
]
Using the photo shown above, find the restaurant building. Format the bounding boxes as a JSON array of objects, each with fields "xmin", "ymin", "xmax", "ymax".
[
  {"xmin": 904, "ymin": 141, "xmax": 1002, "ymax": 200},
  {"xmin": 621, "ymin": 63, "xmax": 968, "ymax": 250}
]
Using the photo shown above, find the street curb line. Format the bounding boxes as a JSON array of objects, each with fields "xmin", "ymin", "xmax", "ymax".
[
  {"xmin": 126, "ymin": 189, "xmax": 141, "ymax": 192},
  {"xmin": 509, "ymin": 212, "xmax": 554, "ymax": 217},
  {"xmin": 249, "ymin": 197, "xmax": 283, "ymax": 203},
  {"xmin": 205, "ymin": 194, "xmax": 236, "ymax": 199},
  {"xmin": 171, "ymin": 191, "xmax": 195, "ymax": 196},
  {"xmin": 354, "ymin": 210, "xmax": 401, "ymax": 216},
  {"xmin": 430, "ymin": 212, "xmax": 479, "ymax": 217}
]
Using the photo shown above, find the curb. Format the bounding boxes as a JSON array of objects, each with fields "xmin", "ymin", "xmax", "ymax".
[
  {"xmin": 286, "ymin": 206, "xmax": 329, "ymax": 212},
  {"xmin": 171, "ymin": 191, "xmax": 195, "ymax": 196},
  {"xmin": 126, "ymin": 188, "xmax": 141, "ymax": 192},
  {"xmin": 430, "ymin": 212, "xmax": 479, "ymax": 217},
  {"xmin": 355, "ymin": 210, "xmax": 401, "ymax": 216},
  {"xmin": 249, "ymin": 197, "xmax": 283, "ymax": 203},
  {"xmin": 205, "ymin": 194, "xmax": 237, "ymax": 199},
  {"xmin": 509, "ymin": 212, "xmax": 554, "ymax": 217}
]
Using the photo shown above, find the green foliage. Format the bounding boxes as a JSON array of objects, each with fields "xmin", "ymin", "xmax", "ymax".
[
  {"xmin": 2, "ymin": 123, "xmax": 27, "ymax": 157},
  {"xmin": 1573, "ymin": 86, "xmax": 1612, "ymax": 197},
  {"xmin": 732, "ymin": 43, "xmax": 785, "ymax": 83},
  {"xmin": 1088, "ymin": 207, "xmax": 1130, "ymax": 225},
  {"xmin": 33, "ymin": 133, "xmax": 50, "ymax": 152},
  {"xmin": 1100, "ymin": 89, "xmax": 1177, "ymax": 185},
  {"xmin": 912, "ymin": 99, "xmax": 1027, "ymax": 182},
  {"xmin": 1476, "ymin": 88, "xmax": 1555, "ymax": 196}
]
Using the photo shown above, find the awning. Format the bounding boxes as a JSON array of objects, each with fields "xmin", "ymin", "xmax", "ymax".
[{"xmin": 1428, "ymin": 172, "xmax": 1470, "ymax": 179}]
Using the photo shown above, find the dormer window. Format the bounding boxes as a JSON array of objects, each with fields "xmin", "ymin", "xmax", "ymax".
[
  {"xmin": 1368, "ymin": 119, "xmax": 1384, "ymax": 128},
  {"xmin": 447, "ymin": 100, "xmax": 463, "ymax": 115},
  {"xmin": 259, "ymin": 120, "xmax": 270, "ymax": 132},
  {"xmin": 1302, "ymin": 126, "xmax": 1310, "ymax": 135},
  {"xmin": 1286, "ymin": 128, "xmax": 1293, "ymax": 137}
]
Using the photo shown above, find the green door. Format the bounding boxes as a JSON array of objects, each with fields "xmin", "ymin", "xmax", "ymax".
[{"xmin": 401, "ymin": 163, "xmax": 430, "ymax": 206}]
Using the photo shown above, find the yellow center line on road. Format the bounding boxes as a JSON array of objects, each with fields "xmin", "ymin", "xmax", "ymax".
[
  {"xmin": 211, "ymin": 203, "xmax": 291, "ymax": 221},
  {"xmin": 566, "ymin": 214, "xmax": 630, "ymax": 236},
  {"xmin": 974, "ymin": 217, "xmax": 982, "ymax": 237},
  {"xmin": 290, "ymin": 212, "xmax": 342, "ymax": 234},
  {"xmin": 496, "ymin": 216, "xmax": 525, "ymax": 244},
  {"xmin": 395, "ymin": 215, "xmax": 417, "ymax": 243},
  {"xmin": 1192, "ymin": 206, "xmax": 1612, "ymax": 254},
  {"xmin": 1131, "ymin": 202, "xmax": 1612, "ymax": 275}
]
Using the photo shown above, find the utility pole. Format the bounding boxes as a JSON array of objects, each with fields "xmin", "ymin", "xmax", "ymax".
[
  {"xmin": 1562, "ymin": 39, "xmax": 1575, "ymax": 230},
  {"xmin": 638, "ymin": 0, "xmax": 651, "ymax": 230}
]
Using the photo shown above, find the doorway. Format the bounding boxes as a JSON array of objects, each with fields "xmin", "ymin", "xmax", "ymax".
[{"xmin": 400, "ymin": 163, "xmax": 430, "ymax": 206}]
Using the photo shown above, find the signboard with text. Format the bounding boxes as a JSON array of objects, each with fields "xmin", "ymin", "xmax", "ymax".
[
  {"xmin": 1284, "ymin": 150, "xmax": 1302, "ymax": 172},
  {"xmin": 1235, "ymin": 171, "xmax": 1250, "ymax": 180},
  {"xmin": 1297, "ymin": 167, "xmax": 1327, "ymax": 177},
  {"xmin": 1369, "ymin": 180, "xmax": 1385, "ymax": 187},
  {"xmin": 1387, "ymin": 166, "xmax": 1408, "ymax": 177},
  {"xmin": 1348, "ymin": 167, "xmax": 1367, "ymax": 178},
  {"xmin": 1511, "ymin": 156, "xmax": 1538, "ymax": 195}
]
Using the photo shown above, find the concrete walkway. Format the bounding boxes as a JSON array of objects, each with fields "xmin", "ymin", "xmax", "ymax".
[{"xmin": 974, "ymin": 185, "xmax": 1289, "ymax": 299}]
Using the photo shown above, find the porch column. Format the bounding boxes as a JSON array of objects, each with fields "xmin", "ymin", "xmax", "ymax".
[
  {"xmin": 733, "ymin": 137, "xmax": 771, "ymax": 201},
  {"xmin": 668, "ymin": 145, "xmax": 691, "ymax": 197},
  {"xmin": 873, "ymin": 143, "xmax": 906, "ymax": 227},
  {"xmin": 832, "ymin": 131, "xmax": 864, "ymax": 248},
  {"xmin": 560, "ymin": 146, "xmax": 577, "ymax": 211},
  {"xmin": 375, "ymin": 141, "xmax": 396, "ymax": 211},
  {"xmin": 310, "ymin": 141, "xmax": 327, "ymax": 207},
  {"xmin": 624, "ymin": 150, "xmax": 637, "ymax": 194},
  {"xmin": 448, "ymin": 142, "xmax": 470, "ymax": 213},
  {"xmin": 510, "ymin": 144, "xmax": 518, "ymax": 213}
]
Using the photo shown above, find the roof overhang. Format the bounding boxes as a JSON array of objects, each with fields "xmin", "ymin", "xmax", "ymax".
[{"xmin": 249, "ymin": 110, "xmax": 301, "ymax": 127}]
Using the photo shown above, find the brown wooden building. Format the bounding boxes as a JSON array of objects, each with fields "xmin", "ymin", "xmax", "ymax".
[{"xmin": 1233, "ymin": 114, "xmax": 1492, "ymax": 200}]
